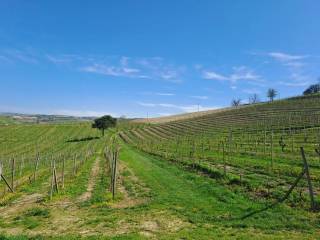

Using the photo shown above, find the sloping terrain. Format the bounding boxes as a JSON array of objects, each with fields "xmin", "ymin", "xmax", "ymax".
[
  {"xmin": 1, "ymin": 95, "xmax": 320, "ymax": 239},
  {"xmin": 121, "ymin": 94, "xmax": 320, "ymax": 215}
]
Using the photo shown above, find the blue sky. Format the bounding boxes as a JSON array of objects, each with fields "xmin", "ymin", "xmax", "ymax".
[{"xmin": 0, "ymin": 1, "xmax": 319, "ymax": 118}]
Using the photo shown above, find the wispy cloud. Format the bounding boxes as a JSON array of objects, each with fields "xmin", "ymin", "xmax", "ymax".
[
  {"xmin": 137, "ymin": 57, "xmax": 185, "ymax": 83},
  {"xmin": 81, "ymin": 56, "xmax": 184, "ymax": 82},
  {"xmin": 203, "ymin": 71, "xmax": 227, "ymax": 81},
  {"xmin": 46, "ymin": 54, "xmax": 74, "ymax": 64},
  {"xmin": 82, "ymin": 63, "xmax": 145, "ymax": 78},
  {"xmin": 137, "ymin": 102, "xmax": 219, "ymax": 113},
  {"xmin": 202, "ymin": 66, "xmax": 261, "ymax": 84},
  {"xmin": 267, "ymin": 51, "xmax": 314, "ymax": 87},
  {"xmin": 137, "ymin": 102, "xmax": 157, "ymax": 107},
  {"xmin": 267, "ymin": 52, "xmax": 308, "ymax": 71},
  {"xmin": 278, "ymin": 81, "xmax": 310, "ymax": 87},
  {"xmin": 52, "ymin": 109, "xmax": 116, "ymax": 117},
  {"xmin": 4, "ymin": 49, "xmax": 38, "ymax": 64},
  {"xmin": 268, "ymin": 52, "xmax": 307, "ymax": 62},
  {"xmin": 191, "ymin": 95, "xmax": 209, "ymax": 100},
  {"xmin": 278, "ymin": 73, "xmax": 312, "ymax": 87},
  {"xmin": 155, "ymin": 92, "xmax": 175, "ymax": 96}
]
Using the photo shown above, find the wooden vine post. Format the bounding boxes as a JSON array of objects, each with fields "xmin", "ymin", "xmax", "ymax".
[
  {"xmin": 111, "ymin": 148, "xmax": 119, "ymax": 199},
  {"xmin": 222, "ymin": 141, "xmax": 226, "ymax": 176},
  {"xmin": 73, "ymin": 154, "xmax": 77, "ymax": 176},
  {"xmin": 300, "ymin": 147, "xmax": 316, "ymax": 211},
  {"xmin": 0, "ymin": 161, "xmax": 13, "ymax": 193},
  {"xmin": 228, "ymin": 129, "xmax": 233, "ymax": 163},
  {"xmin": 61, "ymin": 154, "xmax": 65, "ymax": 189},
  {"xmin": 50, "ymin": 159, "xmax": 59, "ymax": 199},
  {"xmin": 106, "ymin": 140, "xmax": 120, "ymax": 200},
  {"xmin": 270, "ymin": 130, "xmax": 274, "ymax": 171},
  {"xmin": 33, "ymin": 152, "xmax": 40, "ymax": 182},
  {"xmin": 11, "ymin": 157, "xmax": 15, "ymax": 191}
]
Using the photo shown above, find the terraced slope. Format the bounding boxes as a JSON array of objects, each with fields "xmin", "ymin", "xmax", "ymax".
[
  {"xmin": 122, "ymin": 94, "xmax": 320, "ymax": 210},
  {"xmin": 0, "ymin": 123, "xmax": 103, "ymax": 198}
]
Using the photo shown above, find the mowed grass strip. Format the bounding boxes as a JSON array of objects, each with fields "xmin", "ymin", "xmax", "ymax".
[{"xmin": 119, "ymin": 144, "xmax": 320, "ymax": 239}]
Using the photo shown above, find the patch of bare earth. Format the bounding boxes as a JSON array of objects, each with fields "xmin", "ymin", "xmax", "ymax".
[
  {"xmin": 0, "ymin": 158, "xmax": 188, "ymax": 238},
  {"xmin": 0, "ymin": 193, "xmax": 44, "ymax": 219},
  {"xmin": 77, "ymin": 156, "xmax": 100, "ymax": 202},
  {"xmin": 111, "ymin": 162, "xmax": 149, "ymax": 209},
  {"xmin": 139, "ymin": 211, "xmax": 190, "ymax": 238}
]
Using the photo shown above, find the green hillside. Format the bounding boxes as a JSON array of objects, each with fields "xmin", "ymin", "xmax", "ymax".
[
  {"xmin": 121, "ymin": 94, "xmax": 320, "ymax": 211},
  {"xmin": 1, "ymin": 95, "xmax": 320, "ymax": 239}
]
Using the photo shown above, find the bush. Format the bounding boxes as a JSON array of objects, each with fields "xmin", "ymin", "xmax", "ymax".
[{"xmin": 303, "ymin": 83, "xmax": 320, "ymax": 95}]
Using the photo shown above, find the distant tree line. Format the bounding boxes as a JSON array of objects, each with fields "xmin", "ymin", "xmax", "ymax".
[
  {"xmin": 231, "ymin": 77, "xmax": 320, "ymax": 108},
  {"xmin": 231, "ymin": 88, "xmax": 278, "ymax": 107}
]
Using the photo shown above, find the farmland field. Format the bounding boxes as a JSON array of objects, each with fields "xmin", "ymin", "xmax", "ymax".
[{"xmin": 1, "ymin": 96, "xmax": 320, "ymax": 239}]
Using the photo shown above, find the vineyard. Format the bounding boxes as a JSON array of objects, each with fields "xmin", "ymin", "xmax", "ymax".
[
  {"xmin": 121, "ymin": 95, "xmax": 320, "ymax": 213},
  {"xmin": 0, "ymin": 95, "xmax": 320, "ymax": 239}
]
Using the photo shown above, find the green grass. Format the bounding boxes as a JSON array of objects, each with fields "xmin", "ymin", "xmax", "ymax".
[
  {"xmin": 1, "ymin": 120, "xmax": 320, "ymax": 239},
  {"xmin": 117, "ymin": 144, "xmax": 320, "ymax": 239}
]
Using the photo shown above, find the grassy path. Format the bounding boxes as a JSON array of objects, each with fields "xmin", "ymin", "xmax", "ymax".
[
  {"xmin": 119, "ymin": 144, "xmax": 320, "ymax": 239},
  {"xmin": 0, "ymin": 141, "xmax": 319, "ymax": 239},
  {"xmin": 77, "ymin": 156, "xmax": 101, "ymax": 202}
]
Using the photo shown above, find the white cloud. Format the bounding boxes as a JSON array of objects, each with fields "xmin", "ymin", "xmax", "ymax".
[
  {"xmin": 278, "ymin": 81, "xmax": 310, "ymax": 87},
  {"xmin": 137, "ymin": 102, "xmax": 219, "ymax": 113},
  {"xmin": 268, "ymin": 52, "xmax": 307, "ymax": 62},
  {"xmin": 284, "ymin": 61, "xmax": 305, "ymax": 68},
  {"xmin": 52, "ymin": 109, "xmax": 117, "ymax": 117},
  {"xmin": 5, "ymin": 49, "xmax": 38, "ymax": 64},
  {"xmin": 46, "ymin": 55, "xmax": 72, "ymax": 64},
  {"xmin": 203, "ymin": 66, "xmax": 261, "ymax": 84},
  {"xmin": 268, "ymin": 52, "xmax": 307, "ymax": 71},
  {"xmin": 82, "ymin": 63, "xmax": 144, "ymax": 78},
  {"xmin": 155, "ymin": 92, "xmax": 175, "ymax": 96},
  {"xmin": 191, "ymin": 95, "xmax": 209, "ymax": 100},
  {"xmin": 137, "ymin": 102, "xmax": 157, "ymax": 107},
  {"xmin": 230, "ymin": 66, "xmax": 261, "ymax": 82},
  {"xmin": 267, "ymin": 52, "xmax": 314, "ymax": 87},
  {"xmin": 158, "ymin": 103, "xmax": 177, "ymax": 108},
  {"xmin": 179, "ymin": 105, "xmax": 217, "ymax": 112},
  {"xmin": 81, "ymin": 56, "xmax": 184, "ymax": 83},
  {"xmin": 277, "ymin": 73, "xmax": 312, "ymax": 87},
  {"xmin": 203, "ymin": 71, "xmax": 228, "ymax": 81}
]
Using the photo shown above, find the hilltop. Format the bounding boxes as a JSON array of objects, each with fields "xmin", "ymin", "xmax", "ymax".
[{"xmin": 133, "ymin": 94, "xmax": 320, "ymax": 125}]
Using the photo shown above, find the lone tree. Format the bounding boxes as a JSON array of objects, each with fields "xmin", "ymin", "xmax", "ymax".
[
  {"xmin": 231, "ymin": 98, "xmax": 241, "ymax": 107},
  {"xmin": 92, "ymin": 115, "xmax": 117, "ymax": 136},
  {"xmin": 267, "ymin": 88, "xmax": 277, "ymax": 102}
]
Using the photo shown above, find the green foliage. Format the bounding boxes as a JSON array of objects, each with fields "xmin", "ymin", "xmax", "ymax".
[
  {"xmin": 303, "ymin": 83, "xmax": 320, "ymax": 95},
  {"xmin": 92, "ymin": 115, "xmax": 117, "ymax": 136},
  {"xmin": 267, "ymin": 88, "xmax": 277, "ymax": 102}
]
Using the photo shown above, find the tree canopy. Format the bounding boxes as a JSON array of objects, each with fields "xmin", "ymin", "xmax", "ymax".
[
  {"xmin": 303, "ymin": 83, "xmax": 320, "ymax": 95},
  {"xmin": 267, "ymin": 88, "xmax": 277, "ymax": 102},
  {"xmin": 231, "ymin": 98, "xmax": 241, "ymax": 107},
  {"xmin": 92, "ymin": 115, "xmax": 117, "ymax": 136}
]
